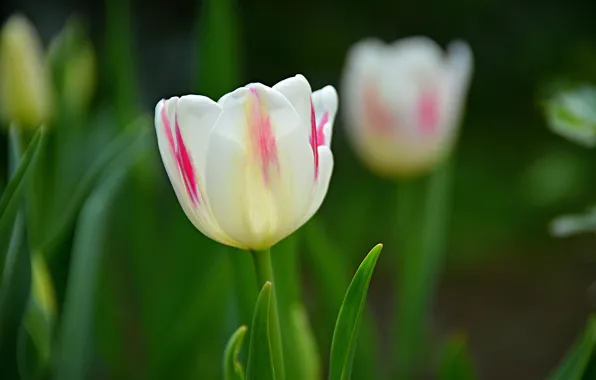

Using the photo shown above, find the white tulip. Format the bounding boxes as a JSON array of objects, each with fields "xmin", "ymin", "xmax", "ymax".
[
  {"xmin": 342, "ymin": 36, "xmax": 473, "ymax": 177},
  {"xmin": 155, "ymin": 75, "xmax": 337, "ymax": 250}
]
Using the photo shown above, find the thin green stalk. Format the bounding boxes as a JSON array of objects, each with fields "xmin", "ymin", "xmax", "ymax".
[
  {"xmin": 105, "ymin": 0, "xmax": 137, "ymax": 126},
  {"xmin": 394, "ymin": 159, "xmax": 453, "ymax": 379},
  {"xmin": 250, "ymin": 248, "xmax": 285, "ymax": 380}
]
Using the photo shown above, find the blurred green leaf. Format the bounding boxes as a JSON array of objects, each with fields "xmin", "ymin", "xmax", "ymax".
[
  {"xmin": 439, "ymin": 335, "xmax": 477, "ymax": 380},
  {"xmin": 547, "ymin": 316, "xmax": 596, "ymax": 380},
  {"xmin": 40, "ymin": 116, "xmax": 149, "ymax": 257},
  {"xmin": 18, "ymin": 253, "xmax": 57, "ymax": 378},
  {"xmin": 288, "ymin": 303, "xmax": 321, "ymax": 380},
  {"xmin": 197, "ymin": 0, "xmax": 242, "ymax": 98},
  {"xmin": 0, "ymin": 127, "xmax": 44, "ymax": 272},
  {"xmin": 543, "ymin": 85, "xmax": 596, "ymax": 147},
  {"xmin": 0, "ymin": 213, "xmax": 28, "ymax": 353},
  {"xmin": 53, "ymin": 155, "xmax": 132, "ymax": 380},
  {"xmin": 224, "ymin": 325, "xmax": 247, "ymax": 380},
  {"xmin": 246, "ymin": 282, "xmax": 275, "ymax": 380},
  {"xmin": 328, "ymin": 244, "xmax": 382, "ymax": 380}
]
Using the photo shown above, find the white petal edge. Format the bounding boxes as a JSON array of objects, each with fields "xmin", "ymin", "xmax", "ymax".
[
  {"xmin": 154, "ymin": 98, "xmax": 239, "ymax": 247},
  {"xmin": 273, "ymin": 74, "xmax": 313, "ymax": 127},
  {"xmin": 299, "ymin": 146, "xmax": 334, "ymax": 226}
]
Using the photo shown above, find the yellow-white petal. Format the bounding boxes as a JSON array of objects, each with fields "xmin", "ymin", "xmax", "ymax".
[{"xmin": 204, "ymin": 84, "xmax": 315, "ymax": 249}]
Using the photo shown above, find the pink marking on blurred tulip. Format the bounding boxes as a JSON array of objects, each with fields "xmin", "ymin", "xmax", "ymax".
[
  {"xmin": 418, "ymin": 91, "xmax": 439, "ymax": 134},
  {"xmin": 160, "ymin": 100, "xmax": 200, "ymax": 206},
  {"xmin": 174, "ymin": 112, "xmax": 200, "ymax": 205},
  {"xmin": 248, "ymin": 87, "xmax": 278, "ymax": 184},
  {"xmin": 309, "ymin": 100, "xmax": 320, "ymax": 179},
  {"xmin": 316, "ymin": 112, "xmax": 329, "ymax": 146},
  {"xmin": 363, "ymin": 83, "xmax": 397, "ymax": 134}
]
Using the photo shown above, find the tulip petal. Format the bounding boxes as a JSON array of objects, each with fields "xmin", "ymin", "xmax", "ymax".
[
  {"xmin": 273, "ymin": 74, "xmax": 312, "ymax": 127},
  {"xmin": 300, "ymin": 146, "xmax": 334, "ymax": 226},
  {"xmin": 155, "ymin": 98, "xmax": 240, "ymax": 247},
  {"xmin": 205, "ymin": 84, "xmax": 315, "ymax": 249},
  {"xmin": 312, "ymin": 86, "xmax": 338, "ymax": 147}
]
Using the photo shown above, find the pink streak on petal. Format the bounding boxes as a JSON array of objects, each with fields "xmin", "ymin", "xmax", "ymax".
[
  {"xmin": 248, "ymin": 87, "xmax": 278, "ymax": 184},
  {"xmin": 160, "ymin": 99, "xmax": 200, "ymax": 206},
  {"xmin": 175, "ymin": 112, "xmax": 200, "ymax": 205},
  {"xmin": 160, "ymin": 100, "xmax": 176, "ymax": 151},
  {"xmin": 418, "ymin": 91, "xmax": 439, "ymax": 134},
  {"xmin": 316, "ymin": 112, "xmax": 329, "ymax": 147},
  {"xmin": 309, "ymin": 99, "xmax": 319, "ymax": 179},
  {"xmin": 363, "ymin": 83, "xmax": 397, "ymax": 134}
]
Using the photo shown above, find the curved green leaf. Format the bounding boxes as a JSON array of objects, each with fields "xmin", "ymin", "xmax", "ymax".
[
  {"xmin": 328, "ymin": 244, "xmax": 382, "ymax": 380},
  {"xmin": 439, "ymin": 334, "xmax": 477, "ymax": 380},
  {"xmin": 40, "ymin": 116, "xmax": 149, "ymax": 257},
  {"xmin": 246, "ymin": 282, "xmax": 275, "ymax": 380},
  {"xmin": 0, "ymin": 127, "xmax": 44, "ymax": 270},
  {"xmin": 547, "ymin": 316, "xmax": 596, "ymax": 380},
  {"xmin": 224, "ymin": 325, "xmax": 248, "ymax": 380},
  {"xmin": 53, "ymin": 160, "xmax": 132, "ymax": 380}
]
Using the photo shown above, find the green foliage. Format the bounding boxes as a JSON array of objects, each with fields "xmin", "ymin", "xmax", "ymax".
[
  {"xmin": 328, "ymin": 244, "xmax": 382, "ymax": 380},
  {"xmin": 246, "ymin": 282, "xmax": 275, "ymax": 380},
  {"xmin": 224, "ymin": 326, "xmax": 247, "ymax": 380},
  {"xmin": 547, "ymin": 317, "xmax": 596, "ymax": 380},
  {"xmin": 287, "ymin": 304, "xmax": 321, "ymax": 380},
  {"xmin": 0, "ymin": 127, "xmax": 44, "ymax": 266},
  {"xmin": 53, "ymin": 161, "xmax": 133, "ymax": 380},
  {"xmin": 439, "ymin": 335, "xmax": 478, "ymax": 380}
]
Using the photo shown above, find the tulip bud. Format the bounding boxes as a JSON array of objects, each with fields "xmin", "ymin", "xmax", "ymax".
[
  {"xmin": 342, "ymin": 37, "xmax": 473, "ymax": 177},
  {"xmin": 48, "ymin": 17, "xmax": 97, "ymax": 118},
  {"xmin": 0, "ymin": 14, "xmax": 52, "ymax": 128},
  {"xmin": 154, "ymin": 75, "xmax": 337, "ymax": 250}
]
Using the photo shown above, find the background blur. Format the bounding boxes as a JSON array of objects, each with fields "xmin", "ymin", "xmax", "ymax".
[{"xmin": 2, "ymin": 0, "xmax": 596, "ymax": 379}]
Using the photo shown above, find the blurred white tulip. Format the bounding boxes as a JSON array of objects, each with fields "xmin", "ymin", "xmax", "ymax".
[
  {"xmin": 155, "ymin": 75, "xmax": 337, "ymax": 250},
  {"xmin": 342, "ymin": 36, "xmax": 473, "ymax": 177}
]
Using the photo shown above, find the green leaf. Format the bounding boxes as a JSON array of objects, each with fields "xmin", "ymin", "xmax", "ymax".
[
  {"xmin": 439, "ymin": 335, "xmax": 477, "ymax": 380},
  {"xmin": 196, "ymin": 0, "xmax": 242, "ymax": 98},
  {"xmin": 52, "ymin": 159, "xmax": 132, "ymax": 380},
  {"xmin": 0, "ymin": 127, "xmax": 44, "ymax": 271},
  {"xmin": 39, "ymin": 116, "xmax": 149, "ymax": 257},
  {"xmin": 328, "ymin": 244, "xmax": 382, "ymax": 380},
  {"xmin": 17, "ymin": 253, "xmax": 57, "ymax": 378},
  {"xmin": 288, "ymin": 303, "xmax": 321, "ymax": 380},
  {"xmin": 542, "ymin": 85, "xmax": 596, "ymax": 147},
  {"xmin": 303, "ymin": 218, "xmax": 380, "ymax": 380},
  {"xmin": 0, "ymin": 212, "xmax": 29, "ymax": 378},
  {"xmin": 246, "ymin": 282, "xmax": 275, "ymax": 380},
  {"xmin": 547, "ymin": 316, "xmax": 596, "ymax": 380},
  {"xmin": 224, "ymin": 325, "xmax": 248, "ymax": 380}
]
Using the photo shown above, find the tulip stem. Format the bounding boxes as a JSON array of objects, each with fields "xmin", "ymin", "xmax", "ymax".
[
  {"xmin": 394, "ymin": 158, "xmax": 453, "ymax": 379},
  {"xmin": 250, "ymin": 248, "xmax": 286, "ymax": 380}
]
